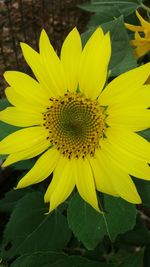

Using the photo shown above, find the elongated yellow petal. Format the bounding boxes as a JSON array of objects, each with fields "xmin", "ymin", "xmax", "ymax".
[
  {"xmin": 75, "ymin": 158, "xmax": 99, "ymax": 212},
  {"xmin": 2, "ymin": 140, "xmax": 50, "ymax": 167},
  {"xmin": 20, "ymin": 42, "xmax": 57, "ymax": 97},
  {"xmin": 79, "ymin": 28, "xmax": 111, "ymax": 99},
  {"xmin": 99, "ymin": 150, "xmax": 141, "ymax": 204},
  {"xmin": 106, "ymin": 127, "xmax": 150, "ymax": 162},
  {"xmin": 0, "ymin": 126, "xmax": 48, "ymax": 154},
  {"xmin": 136, "ymin": 11, "xmax": 150, "ymax": 29},
  {"xmin": 101, "ymin": 139, "xmax": 150, "ymax": 180},
  {"xmin": 107, "ymin": 108, "xmax": 150, "ymax": 131},
  {"xmin": 125, "ymin": 23, "xmax": 144, "ymax": 32},
  {"xmin": 49, "ymin": 158, "xmax": 75, "ymax": 212},
  {"xmin": 5, "ymin": 87, "xmax": 45, "ymax": 113},
  {"xmin": 107, "ymin": 85, "xmax": 150, "ymax": 110},
  {"xmin": 4, "ymin": 71, "xmax": 49, "ymax": 107},
  {"xmin": 61, "ymin": 27, "xmax": 82, "ymax": 92},
  {"xmin": 100, "ymin": 63, "xmax": 150, "ymax": 105},
  {"xmin": 44, "ymin": 156, "xmax": 68, "ymax": 202},
  {"xmin": 39, "ymin": 30, "xmax": 67, "ymax": 96},
  {"xmin": 88, "ymin": 153, "xmax": 118, "ymax": 196},
  {"xmin": 0, "ymin": 107, "xmax": 43, "ymax": 127},
  {"xmin": 16, "ymin": 148, "xmax": 59, "ymax": 188},
  {"xmin": 135, "ymin": 43, "xmax": 150, "ymax": 58}
]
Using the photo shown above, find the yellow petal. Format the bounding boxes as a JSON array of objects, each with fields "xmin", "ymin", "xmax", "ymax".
[
  {"xmin": 75, "ymin": 157, "xmax": 100, "ymax": 212},
  {"xmin": 20, "ymin": 42, "xmax": 57, "ymax": 97},
  {"xmin": 99, "ymin": 150, "xmax": 141, "ymax": 204},
  {"xmin": 0, "ymin": 107, "xmax": 43, "ymax": 127},
  {"xmin": 61, "ymin": 27, "xmax": 82, "ymax": 92},
  {"xmin": 4, "ymin": 71, "xmax": 49, "ymax": 107},
  {"xmin": 49, "ymin": 158, "xmax": 75, "ymax": 212},
  {"xmin": 0, "ymin": 126, "xmax": 48, "ymax": 154},
  {"xmin": 106, "ymin": 108, "xmax": 150, "ymax": 131},
  {"xmin": 2, "ymin": 140, "xmax": 50, "ymax": 167},
  {"xmin": 125, "ymin": 22, "xmax": 144, "ymax": 32},
  {"xmin": 16, "ymin": 148, "xmax": 59, "ymax": 188},
  {"xmin": 5, "ymin": 87, "xmax": 45, "ymax": 113},
  {"xmin": 136, "ymin": 11, "xmax": 150, "ymax": 29},
  {"xmin": 135, "ymin": 43, "xmax": 150, "ymax": 58},
  {"xmin": 88, "ymin": 152, "xmax": 118, "ymax": 196},
  {"xmin": 101, "ymin": 138, "xmax": 150, "ymax": 180},
  {"xmin": 100, "ymin": 63, "xmax": 150, "ymax": 105},
  {"xmin": 44, "ymin": 156, "xmax": 68, "ymax": 202},
  {"xmin": 39, "ymin": 29, "xmax": 67, "ymax": 96},
  {"xmin": 79, "ymin": 28, "xmax": 111, "ymax": 99},
  {"xmin": 106, "ymin": 127, "xmax": 150, "ymax": 162},
  {"xmin": 107, "ymin": 85, "xmax": 150, "ymax": 109}
]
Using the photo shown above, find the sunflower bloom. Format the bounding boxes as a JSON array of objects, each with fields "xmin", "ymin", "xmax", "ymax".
[
  {"xmin": 0, "ymin": 27, "xmax": 150, "ymax": 213},
  {"xmin": 125, "ymin": 10, "xmax": 150, "ymax": 58}
]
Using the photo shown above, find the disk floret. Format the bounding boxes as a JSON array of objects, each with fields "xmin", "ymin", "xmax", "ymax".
[{"xmin": 43, "ymin": 92, "xmax": 106, "ymax": 158}]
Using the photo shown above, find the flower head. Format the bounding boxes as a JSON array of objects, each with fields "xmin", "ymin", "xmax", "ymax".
[
  {"xmin": 0, "ymin": 27, "xmax": 150, "ymax": 213},
  {"xmin": 125, "ymin": 11, "xmax": 150, "ymax": 58}
]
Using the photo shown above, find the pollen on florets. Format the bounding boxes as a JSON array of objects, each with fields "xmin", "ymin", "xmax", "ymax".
[{"xmin": 43, "ymin": 92, "xmax": 106, "ymax": 159}]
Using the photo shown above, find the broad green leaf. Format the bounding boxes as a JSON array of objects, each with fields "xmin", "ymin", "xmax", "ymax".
[
  {"xmin": 144, "ymin": 246, "xmax": 150, "ymax": 267},
  {"xmin": 10, "ymin": 254, "xmax": 97, "ymax": 267},
  {"xmin": 91, "ymin": 0, "xmax": 141, "ymax": 4},
  {"xmin": 134, "ymin": 179, "xmax": 150, "ymax": 208},
  {"xmin": 1, "ymin": 192, "xmax": 71, "ymax": 260},
  {"xmin": 10, "ymin": 252, "xmax": 67, "ymax": 267},
  {"xmin": 0, "ymin": 189, "xmax": 32, "ymax": 213},
  {"xmin": 11, "ymin": 159, "xmax": 35, "ymax": 171},
  {"xmin": 102, "ymin": 17, "xmax": 137, "ymax": 76},
  {"xmin": 0, "ymin": 99, "xmax": 9, "ymax": 111},
  {"xmin": 76, "ymin": 263, "xmax": 115, "ymax": 267},
  {"xmin": 138, "ymin": 129, "xmax": 150, "ymax": 142},
  {"xmin": 88, "ymin": 7, "xmax": 121, "ymax": 27},
  {"xmin": 67, "ymin": 194, "xmax": 136, "ymax": 249},
  {"xmin": 79, "ymin": 0, "xmax": 141, "ymax": 16},
  {"xmin": 119, "ymin": 215, "xmax": 150, "ymax": 246},
  {"xmin": 118, "ymin": 250, "xmax": 144, "ymax": 267}
]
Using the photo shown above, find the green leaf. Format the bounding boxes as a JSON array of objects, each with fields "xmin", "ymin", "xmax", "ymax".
[
  {"xmin": 1, "ymin": 192, "xmax": 71, "ymax": 260},
  {"xmin": 10, "ymin": 254, "xmax": 100, "ymax": 267},
  {"xmin": 118, "ymin": 250, "xmax": 144, "ymax": 267},
  {"xmin": 134, "ymin": 179, "xmax": 150, "ymax": 208},
  {"xmin": 102, "ymin": 17, "xmax": 137, "ymax": 76},
  {"xmin": 67, "ymin": 193, "xmax": 136, "ymax": 249},
  {"xmin": 11, "ymin": 159, "xmax": 35, "ymax": 171},
  {"xmin": 79, "ymin": 0, "xmax": 141, "ymax": 16},
  {"xmin": 10, "ymin": 252, "xmax": 67, "ymax": 267},
  {"xmin": 76, "ymin": 263, "xmax": 115, "ymax": 267},
  {"xmin": 0, "ymin": 99, "xmax": 10, "ymax": 111},
  {"xmin": 91, "ymin": 0, "xmax": 141, "ymax": 4},
  {"xmin": 120, "ymin": 215, "xmax": 150, "ymax": 246},
  {"xmin": 144, "ymin": 246, "xmax": 150, "ymax": 267},
  {"xmin": 88, "ymin": 7, "xmax": 121, "ymax": 27},
  {"xmin": 138, "ymin": 128, "xmax": 150, "ymax": 142},
  {"xmin": 0, "ymin": 189, "xmax": 32, "ymax": 213}
]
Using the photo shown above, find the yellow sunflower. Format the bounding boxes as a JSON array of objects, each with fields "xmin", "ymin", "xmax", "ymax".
[
  {"xmin": 125, "ymin": 10, "xmax": 150, "ymax": 58},
  {"xmin": 0, "ymin": 27, "xmax": 150, "ymax": 213}
]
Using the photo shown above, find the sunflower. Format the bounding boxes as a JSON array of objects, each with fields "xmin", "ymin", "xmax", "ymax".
[
  {"xmin": 0, "ymin": 27, "xmax": 150, "ymax": 213},
  {"xmin": 125, "ymin": 10, "xmax": 150, "ymax": 58}
]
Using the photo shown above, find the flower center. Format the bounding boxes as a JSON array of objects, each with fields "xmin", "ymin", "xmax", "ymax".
[{"xmin": 43, "ymin": 92, "xmax": 106, "ymax": 159}]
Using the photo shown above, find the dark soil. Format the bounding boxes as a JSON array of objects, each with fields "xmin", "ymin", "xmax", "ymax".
[{"xmin": 0, "ymin": 0, "xmax": 89, "ymax": 97}]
